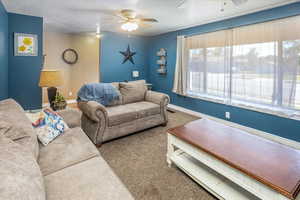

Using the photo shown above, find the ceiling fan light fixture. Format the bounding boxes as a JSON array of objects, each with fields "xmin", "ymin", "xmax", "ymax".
[
  {"xmin": 96, "ymin": 33, "xmax": 101, "ymax": 38},
  {"xmin": 96, "ymin": 24, "xmax": 101, "ymax": 38},
  {"xmin": 121, "ymin": 22, "xmax": 139, "ymax": 32}
]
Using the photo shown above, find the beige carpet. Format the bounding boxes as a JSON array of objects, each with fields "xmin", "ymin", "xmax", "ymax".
[{"xmin": 99, "ymin": 111, "xmax": 216, "ymax": 200}]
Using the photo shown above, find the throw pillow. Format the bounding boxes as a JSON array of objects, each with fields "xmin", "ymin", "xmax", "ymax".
[
  {"xmin": 107, "ymin": 82, "xmax": 123, "ymax": 106},
  {"xmin": 32, "ymin": 109, "xmax": 69, "ymax": 146},
  {"xmin": 119, "ymin": 80, "xmax": 147, "ymax": 104},
  {"xmin": 0, "ymin": 135, "xmax": 46, "ymax": 200}
]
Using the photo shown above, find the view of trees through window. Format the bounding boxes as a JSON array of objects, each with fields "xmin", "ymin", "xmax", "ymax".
[{"xmin": 187, "ymin": 38, "xmax": 300, "ymax": 111}]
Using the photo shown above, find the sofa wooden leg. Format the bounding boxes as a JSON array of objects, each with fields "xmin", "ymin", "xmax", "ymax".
[
  {"xmin": 96, "ymin": 143, "xmax": 102, "ymax": 148},
  {"xmin": 161, "ymin": 122, "xmax": 168, "ymax": 127}
]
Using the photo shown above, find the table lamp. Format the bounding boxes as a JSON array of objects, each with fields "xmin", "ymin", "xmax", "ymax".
[{"xmin": 39, "ymin": 70, "xmax": 63, "ymax": 109}]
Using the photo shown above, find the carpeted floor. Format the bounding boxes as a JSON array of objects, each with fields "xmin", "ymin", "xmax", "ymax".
[{"xmin": 98, "ymin": 111, "xmax": 216, "ymax": 200}]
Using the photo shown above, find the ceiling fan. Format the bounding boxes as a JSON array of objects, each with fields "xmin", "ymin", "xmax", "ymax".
[{"xmin": 116, "ymin": 9, "xmax": 158, "ymax": 32}]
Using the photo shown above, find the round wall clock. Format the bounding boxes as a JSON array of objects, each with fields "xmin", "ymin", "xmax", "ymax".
[{"xmin": 62, "ymin": 48, "xmax": 78, "ymax": 65}]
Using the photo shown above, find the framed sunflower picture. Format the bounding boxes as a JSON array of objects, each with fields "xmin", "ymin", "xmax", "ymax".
[{"xmin": 14, "ymin": 33, "xmax": 38, "ymax": 56}]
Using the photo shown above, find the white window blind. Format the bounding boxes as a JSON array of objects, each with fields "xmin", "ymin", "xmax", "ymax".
[{"xmin": 185, "ymin": 15, "xmax": 300, "ymax": 118}]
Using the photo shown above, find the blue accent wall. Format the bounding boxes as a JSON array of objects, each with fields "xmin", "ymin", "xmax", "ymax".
[
  {"xmin": 2, "ymin": 2, "xmax": 300, "ymax": 141},
  {"xmin": 0, "ymin": 0, "xmax": 8, "ymax": 100},
  {"xmin": 100, "ymin": 31, "xmax": 148, "ymax": 83},
  {"xmin": 8, "ymin": 13, "xmax": 43, "ymax": 110},
  {"xmin": 147, "ymin": 2, "xmax": 300, "ymax": 142}
]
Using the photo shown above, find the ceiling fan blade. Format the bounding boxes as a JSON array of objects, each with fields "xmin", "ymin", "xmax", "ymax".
[
  {"xmin": 139, "ymin": 22, "xmax": 153, "ymax": 28},
  {"xmin": 120, "ymin": 9, "xmax": 137, "ymax": 19},
  {"xmin": 139, "ymin": 18, "xmax": 158, "ymax": 23},
  {"xmin": 232, "ymin": 0, "xmax": 248, "ymax": 6},
  {"xmin": 117, "ymin": 20, "xmax": 127, "ymax": 23},
  {"xmin": 115, "ymin": 13, "xmax": 129, "ymax": 20}
]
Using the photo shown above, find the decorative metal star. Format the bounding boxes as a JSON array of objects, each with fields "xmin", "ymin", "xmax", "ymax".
[{"xmin": 120, "ymin": 45, "xmax": 136, "ymax": 64}]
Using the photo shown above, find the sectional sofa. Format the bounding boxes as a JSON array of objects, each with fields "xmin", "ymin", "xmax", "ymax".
[{"xmin": 0, "ymin": 99, "xmax": 134, "ymax": 200}]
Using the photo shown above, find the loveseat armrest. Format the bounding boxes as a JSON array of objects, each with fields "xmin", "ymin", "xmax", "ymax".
[
  {"xmin": 78, "ymin": 101, "xmax": 108, "ymax": 146},
  {"xmin": 145, "ymin": 91, "xmax": 170, "ymax": 107},
  {"xmin": 78, "ymin": 101, "xmax": 108, "ymax": 122},
  {"xmin": 145, "ymin": 91, "xmax": 170, "ymax": 126},
  {"xmin": 57, "ymin": 108, "xmax": 82, "ymax": 128}
]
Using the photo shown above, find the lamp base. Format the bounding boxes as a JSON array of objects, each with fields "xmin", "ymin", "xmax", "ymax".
[{"xmin": 47, "ymin": 87, "xmax": 57, "ymax": 110}]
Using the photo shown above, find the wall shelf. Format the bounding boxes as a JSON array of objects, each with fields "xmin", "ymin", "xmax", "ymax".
[{"xmin": 156, "ymin": 48, "xmax": 167, "ymax": 75}]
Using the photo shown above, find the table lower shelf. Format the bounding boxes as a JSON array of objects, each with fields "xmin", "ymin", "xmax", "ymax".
[{"xmin": 170, "ymin": 150, "xmax": 259, "ymax": 200}]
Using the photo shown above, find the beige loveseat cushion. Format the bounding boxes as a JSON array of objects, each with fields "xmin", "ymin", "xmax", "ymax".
[
  {"xmin": 44, "ymin": 156, "xmax": 134, "ymax": 200},
  {"xmin": 106, "ymin": 101, "xmax": 160, "ymax": 127},
  {"xmin": 38, "ymin": 127, "xmax": 100, "ymax": 176},
  {"xmin": 129, "ymin": 101, "xmax": 161, "ymax": 118},
  {"xmin": 0, "ymin": 135, "xmax": 45, "ymax": 200},
  {"xmin": 119, "ymin": 80, "xmax": 147, "ymax": 104},
  {"xmin": 0, "ymin": 99, "xmax": 39, "ymax": 159},
  {"xmin": 106, "ymin": 105, "xmax": 138, "ymax": 127}
]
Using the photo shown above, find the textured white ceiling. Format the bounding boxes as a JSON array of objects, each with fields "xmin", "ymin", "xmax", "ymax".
[{"xmin": 2, "ymin": 0, "xmax": 299, "ymax": 36}]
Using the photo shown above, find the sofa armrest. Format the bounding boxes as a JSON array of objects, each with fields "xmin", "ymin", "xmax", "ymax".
[
  {"xmin": 57, "ymin": 108, "xmax": 82, "ymax": 128},
  {"xmin": 77, "ymin": 101, "xmax": 107, "ymax": 122},
  {"xmin": 145, "ymin": 91, "xmax": 170, "ymax": 107},
  {"xmin": 145, "ymin": 91, "xmax": 170, "ymax": 126},
  {"xmin": 77, "ymin": 101, "xmax": 108, "ymax": 146}
]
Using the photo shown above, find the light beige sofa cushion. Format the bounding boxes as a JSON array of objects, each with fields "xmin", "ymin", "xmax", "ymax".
[
  {"xmin": 57, "ymin": 108, "xmax": 82, "ymax": 128},
  {"xmin": 106, "ymin": 105, "xmax": 138, "ymax": 127},
  {"xmin": 44, "ymin": 156, "xmax": 134, "ymax": 200},
  {"xmin": 106, "ymin": 101, "xmax": 160, "ymax": 127},
  {"xmin": 119, "ymin": 80, "xmax": 147, "ymax": 104},
  {"xmin": 38, "ymin": 127, "xmax": 100, "ymax": 176},
  {"xmin": 129, "ymin": 101, "xmax": 161, "ymax": 118},
  {"xmin": 0, "ymin": 135, "xmax": 45, "ymax": 200},
  {"xmin": 15, "ymin": 135, "xmax": 41, "ymax": 159},
  {"xmin": 0, "ymin": 119, "xmax": 39, "ymax": 160},
  {"xmin": 0, "ymin": 99, "xmax": 39, "ymax": 159},
  {"xmin": 0, "ymin": 120, "xmax": 29, "ymax": 140}
]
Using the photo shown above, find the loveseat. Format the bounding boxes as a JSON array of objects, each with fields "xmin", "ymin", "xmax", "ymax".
[
  {"xmin": 0, "ymin": 99, "xmax": 134, "ymax": 200},
  {"xmin": 78, "ymin": 80, "xmax": 170, "ymax": 146}
]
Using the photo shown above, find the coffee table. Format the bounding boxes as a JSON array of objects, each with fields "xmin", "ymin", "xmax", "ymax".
[{"xmin": 167, "ymin": 119, "xmax": 300, "ymax": 200}]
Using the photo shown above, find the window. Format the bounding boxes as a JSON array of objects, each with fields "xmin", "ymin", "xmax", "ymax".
[
  {"xmin": 186, "ymin": 30, "xmax": 230, "ymax": 101},
  {"xmin": 185, "ymin": 16, "xmax": 300, "ymax": 117},
  {"xmin": 231, "ymin": 42, "xmax": 276, "ymax": 105}
]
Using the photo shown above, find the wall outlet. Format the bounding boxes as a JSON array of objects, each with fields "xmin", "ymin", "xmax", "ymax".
[
  {"xmin": 225, "ymin": 112, "xmax": 230, "ymax": 119},
  {"xmin": 132, "ymin": 70, "xmax": 139, "ymax": 78}
]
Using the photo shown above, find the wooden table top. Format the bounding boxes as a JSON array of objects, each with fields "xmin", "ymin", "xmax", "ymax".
[{"xmin": 168, "ymin": 119, "xmax": 300, "ymax": 199}]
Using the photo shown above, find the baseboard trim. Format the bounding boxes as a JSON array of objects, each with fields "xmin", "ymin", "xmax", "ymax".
[
  {"xmin": 168, "ymin": 104, "xmax": 300, "ymax": 150},
  {"xmin": 66, "ymin": 99, "xmax": 77, "ymax": 104},
  {"xmin": 42, "ymin": 99, "xmax": 77, "ymax": 107}
]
